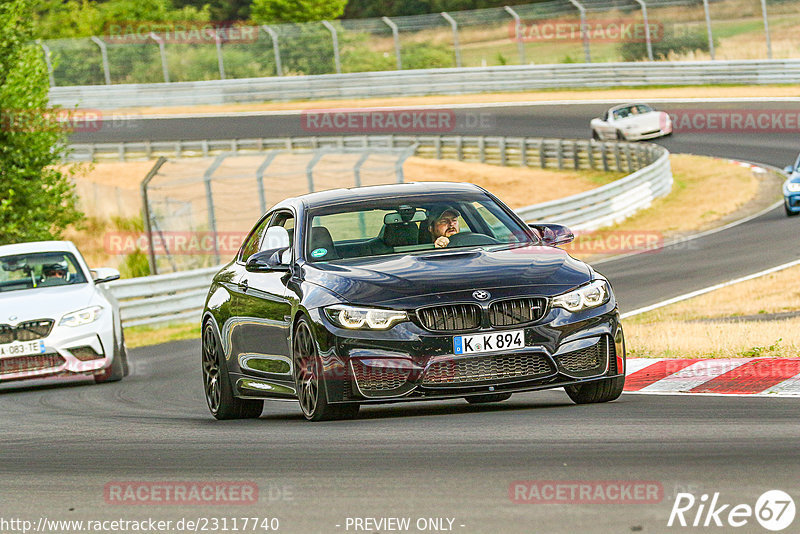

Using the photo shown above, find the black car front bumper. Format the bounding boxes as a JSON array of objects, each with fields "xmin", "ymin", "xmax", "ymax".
[{"xmin": 308, "ymin": 303, "xmax": 625, "ymax": 404}]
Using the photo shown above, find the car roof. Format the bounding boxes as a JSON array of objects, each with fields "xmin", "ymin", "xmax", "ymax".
[
  {"xmin": 0, "ymin": 240, "xmax": 81, "ymax": 257},
  {"xmin": 282, "ymin": 182, "xmax": 488, "ymax": 210}
]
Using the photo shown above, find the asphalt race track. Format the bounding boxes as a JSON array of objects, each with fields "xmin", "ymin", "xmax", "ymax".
[{"xmin": 0, "ymin": 100, "xmax": 796, "ymax": 533}]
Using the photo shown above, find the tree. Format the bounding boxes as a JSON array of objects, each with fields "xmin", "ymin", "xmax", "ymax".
[
  {"xmin": 250, "ymin": 0, "xmax": 346, "ymax": 24},
  {"xmin": 0, "ymin": 0, "xmax": 83, "ymax": 245}
]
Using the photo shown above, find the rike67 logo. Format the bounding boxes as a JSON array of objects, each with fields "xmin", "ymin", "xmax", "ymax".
[{"xmin": 668, "ymin": 490, "xmax": 795, "ymax": 531}]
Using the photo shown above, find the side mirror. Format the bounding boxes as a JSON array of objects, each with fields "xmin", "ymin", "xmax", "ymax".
[
  {"xmin": 529, "ymin": 223, "xmax": 574, "ymax": 247},
  {"xmin": 246, "ymin": 248, "xmax": 290, "ymax": 272},
  {"xmin": 91, "ymin": 267, "xmax": 120, "ymax": 284},
  {"xmin": 784, "ymin": 166, "xmax": 794, "ymax": 175}
]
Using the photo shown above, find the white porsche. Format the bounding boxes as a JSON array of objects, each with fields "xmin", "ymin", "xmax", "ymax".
[
  {"xmin": 590, "ymin": 103, "xmax": 672, "ymax": 141},
  {"xmin": 0, "ymin": 241, "xmax": 128, "ymax": 385}
]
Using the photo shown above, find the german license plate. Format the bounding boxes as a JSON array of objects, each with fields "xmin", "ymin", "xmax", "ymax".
[
  {"xmin": 453, "ymin": 329, "xmax": 524, "ymax": 355},
  {"xmin": 0, "ymin": 340, "xmax": 46, "ymax": 357}
]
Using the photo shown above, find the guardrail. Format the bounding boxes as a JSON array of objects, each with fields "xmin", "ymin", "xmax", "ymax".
[
  {"xmin": 50, "ymin": 60, "xmax": 800, "ymax": 109},
  {"xmin": 68, "ymin": 135, "xmax": 663, "ymax": 173},
  {"xmin": 101, "ymin": 135, "xmax": 671, "ymax": 327},
  {"xmin": 107, "ymin": 266, "xmax": 219, "ymax": 327}
]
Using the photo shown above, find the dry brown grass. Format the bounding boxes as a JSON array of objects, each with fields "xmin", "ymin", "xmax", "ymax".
[
  {"xmin": 110, "ymin": 85, "xmax": 800, "ymax": 116},
  {"xmin": 626, "ymin": 318, "xmax": 800, "ymax": 358},
  {"xmin": 568, "ymin": 154, "xmax": 758, "ymax": 260},
  {"xmin": 626, "ymin": 265, "xmax": 800, "ymax": 358}
]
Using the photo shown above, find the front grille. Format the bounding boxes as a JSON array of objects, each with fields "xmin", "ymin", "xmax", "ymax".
[
  {"xmin": 0, "ymin": 353, "xmax": 65, "ymax": 375},
  {"xmin": 555, "ymin": 337, "xmax": 609, "ymax": 377},
  {"xmin": 422, "ymin": 353, "xmax": 553, "ymax": 386},
  {"xmin": 489, "ymin": 297, "xmax": 547, "ymax": 327},
  {"xmin": 352, "ymin": 360, "xmax": 411, "ymax": 397},
  {"xmin": 417, "ymin": 304, "xmax": 481, "ymax": 332},
  {"xmin": 0, "ymin": 320, "xmax": 54, "ymax": 343}
]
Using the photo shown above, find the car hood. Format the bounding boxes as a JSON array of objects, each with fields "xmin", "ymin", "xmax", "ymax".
[
  {"xmin": 303, "ymin": 246, "xmax": 592, "ymax": 306},
  {"xmin": 0, "ymin": 284, "xmax": 98, "ymax": 324}
]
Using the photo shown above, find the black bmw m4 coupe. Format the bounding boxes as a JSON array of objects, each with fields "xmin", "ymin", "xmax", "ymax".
[{"xmin": 201, "ymin": 182, "xmax": 625, "ymax": 421}]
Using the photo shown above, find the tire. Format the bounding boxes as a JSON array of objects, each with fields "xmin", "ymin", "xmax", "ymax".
[
  {"xmin": 293, "ymin": 318, "xmax": 359, "ymax": 422},
  {"xmin": 616, "ymin": 130, "xmax": 626, "ymax": 141},
  {"xmin": 786, "ymin": 203, "xmax": 799, "ymax": 217},
  {"xmin": 565, "ymin": 376, "xmax": 625, "ymax": 404},
  {"xmin": 465, "ymin": 393, "xmax": 512, "ymax": 404},
  {"xmin": 591, "ymin": 129, "xmax": 600, "ymax": 141},
  {"xmin": 94, "ymin": 330, "xmax": 127, "ymax": 383},
  {"xmin": 202, "ymin": 321, "xmax": 263, "ymax": 420}
]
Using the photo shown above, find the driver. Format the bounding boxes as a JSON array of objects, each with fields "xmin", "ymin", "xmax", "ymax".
[
  {"xmin": 41, "ymin": 261, "xmax": 68, "ymax": 285},
  {"xmin": 429, "ymin": 207, "xmax": 461, "ymax": 248}
]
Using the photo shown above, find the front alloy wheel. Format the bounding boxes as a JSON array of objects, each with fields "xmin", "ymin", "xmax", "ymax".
[
  {"xmin": 293, "ymin": 318, "xmax": 359, "ymax": 421},
  {"xmin": 202, "ymin": 322, "xmax": 263, "ymax": 420}
]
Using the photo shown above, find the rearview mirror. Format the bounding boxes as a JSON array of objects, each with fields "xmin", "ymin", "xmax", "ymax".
[
  {"xmin": 246, "ymin": 248, "xmax": 290, "ymax": 272},
  {"xmin": 529, "ymin": 223, "xmax": 574, "ymax": 247}
]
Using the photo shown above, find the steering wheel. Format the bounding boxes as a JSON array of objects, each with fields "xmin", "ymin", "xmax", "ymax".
[{"xmin": 446, "ymin": 232, "xmax": 500, "ymax": 247}]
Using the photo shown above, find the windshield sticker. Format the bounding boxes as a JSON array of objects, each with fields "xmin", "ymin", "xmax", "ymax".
[{"xmin": 311, "ymin": 248, "xmax": 327, "ymax": 258}]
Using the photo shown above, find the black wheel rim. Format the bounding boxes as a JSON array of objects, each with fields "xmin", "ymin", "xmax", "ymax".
[
  {"xmin": 293, "ymin": 323, "xmax": 319, "ymax": 418},
  {"xmin": 202, "ymin": 324, "xmax": 222, "ymax": 414}
]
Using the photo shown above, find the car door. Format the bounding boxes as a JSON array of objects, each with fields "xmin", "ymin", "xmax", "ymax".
[{"xmin": 228, "ymin": 211, "xmax": 295, "ymax": 384}]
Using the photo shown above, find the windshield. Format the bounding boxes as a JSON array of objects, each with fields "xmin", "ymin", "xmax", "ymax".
[
  {"xmin": 0, "ymin": 252, "xmax": 87, "ymax": 293},
  {"xmin": 306, "ymin": 194, "xmax": 531, "ymax": 262}
]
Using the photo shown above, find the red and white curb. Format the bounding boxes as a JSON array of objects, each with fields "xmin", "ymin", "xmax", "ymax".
[{"xmin": 624, "ymin": 358, "xmax": 800, "ymax": 396}]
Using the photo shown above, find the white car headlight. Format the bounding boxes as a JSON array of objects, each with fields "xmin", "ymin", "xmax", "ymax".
[
  {"xmin": 59, "ymin": 306, "xmax": 103, "ymax": 327},
  {"xmin": 325, "ymin": 305, "xmax": 407, "ymax": 330},
  {"xmin": 786, "ymin": 183, "xmax": 800, "ymax": 193},
  {"xmin": 552, "ymin": 281, "xmax": 610, "ymax": 312}
]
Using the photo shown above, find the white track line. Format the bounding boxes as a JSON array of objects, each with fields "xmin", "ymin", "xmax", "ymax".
[{"xmin": 621, "ymin": 258, "xmax": 800, "ymax": 319}]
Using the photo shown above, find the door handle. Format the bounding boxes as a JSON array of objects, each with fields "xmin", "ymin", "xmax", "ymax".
[{"xmin": 238, "ymin": 279, "xmax": 249, "ymax": 291}]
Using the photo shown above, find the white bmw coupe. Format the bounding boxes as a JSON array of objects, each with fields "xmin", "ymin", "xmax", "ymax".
[
  {"xmin": 590, "ymin": 103, "xmax": 672, "ymax": 141},
  {"xmin": 0, "ymin": 241, "xmax": 128, "ymax": 385}
]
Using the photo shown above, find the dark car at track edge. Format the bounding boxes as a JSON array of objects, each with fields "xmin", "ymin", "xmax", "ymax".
[{"xmin": 201, "ymin": 182, "xmax": 626, "ymax": 421}]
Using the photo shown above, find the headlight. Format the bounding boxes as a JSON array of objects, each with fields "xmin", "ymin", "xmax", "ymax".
[
  {"xmin": 59, "ymin": 306, "xmax": 103, "ymax": 327},
  {"xmin": 324, "ymin": 305, "xmax": 407, "ymax": 330},
  {"xmin": 552, "ymin": 281, "xmax": 610, "ymax": 312},
  {"xmin": 786, "ymin": 183, "xmax": 800, "ymax": 193}
]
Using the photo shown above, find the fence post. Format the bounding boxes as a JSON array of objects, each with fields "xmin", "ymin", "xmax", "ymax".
[
  {"xmin": 567, "ymin": 0, "xmax": 591, "ymax": 63},
  {"xmin": 760, "ymin": 0, "xmax": 772, "ymax": 60},
  {"xmin": 633, "ymin": 0, "xmax": 653, "ymax": 61},
  {"xmin": 499, "ymin": 137, "xmax": 506, "ymax": 167},
  {"xmin": 148, "ymin": 32, "xmax": 170, "ymax": 83},
  {"xmin": 702, "ymin": 0, "xmax": 715, "ymax": 60},
  {"xmin": 382, "ymin": 17, "xmax": 402, "ymax": 70},
  {"xmin": 256, "ymin": 151, "xmax": 280, "ymax": 214},
  {"xmin": 261, "ymin": 25, "xmax": 283, "ymax": 76},
  {"xmin": 35, "ymin": 40, "xmax": 55, "ymax": 87},
  {"xmin": 213, "ymin": 30, "xmax": 226, "ymax": 79},
  {"xmin": 204, "ymin": 153, "xmax": 228, "ymax": 264},
  {"xmin": 90, "ymin": 36, "xmax": 111, "ymax": 85},
  {"xmin": 321, "ymin": 21, "xmax": 341, "ymax": 74},
  {"xmin": 140, "ymin": 157, "xmax": 167, "ymax": 276},
  {"xmin": 306, "ymin": 149, "xmax": 326, "ymax": 192},
  {"xmin": 520, "ymin": 138, "xmax": 528, "ymax": 167},
  {"xmin": 440, "ymin": 12, "xmax": 462, "ymax": 68},
  {"xmin": 503, "ymin": 6, "xmax": 526, "ymax": 65}
]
